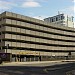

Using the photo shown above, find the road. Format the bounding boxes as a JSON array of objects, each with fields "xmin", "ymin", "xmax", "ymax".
[{"xmin": 0, "ymin": 62, "xmax": 75, "ymax": 75}]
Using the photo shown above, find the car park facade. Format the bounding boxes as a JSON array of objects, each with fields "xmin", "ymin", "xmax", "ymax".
[{"xmin": 0, "ymin": 11, "xmax": 75, "ymax": 62}]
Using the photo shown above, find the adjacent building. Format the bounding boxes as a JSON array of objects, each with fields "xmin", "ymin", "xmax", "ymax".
[
  {"xmin": 0, "ymin": 11, "xmax": 75, "ymax": 62},
  {"xmin": 44, "ymin": 14, "xmax": 74, "ymax": 28}
]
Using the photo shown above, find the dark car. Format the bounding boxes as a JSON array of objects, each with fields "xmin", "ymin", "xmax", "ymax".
[{"xmin": 0, "ymin": 57, "xmax": 2, "ymax": 64}]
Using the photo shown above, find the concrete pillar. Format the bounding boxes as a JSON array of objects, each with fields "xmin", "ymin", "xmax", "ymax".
[
  {"xmin": 30, "ymin": 57, "xmax": 31, "ymax": 61},
  {"xmin": 34, "ymin": 57, "xmax": 36, "ymax": 61},
  {"xmin": 10, "ymin": 54, "xmax": 12, "ymax": 62},
  {"xmin": 18, "ymin": 57, "xmax": 20, "ymax": 62},
  {"xmin": 24, "ymin": 57, "xmax": 26, "ymax": 62}
]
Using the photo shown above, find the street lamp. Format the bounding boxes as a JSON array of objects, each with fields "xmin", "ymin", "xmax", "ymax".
[{"xmin": 6, "ymin": 44, "xmax": 9, "ymax": 53}]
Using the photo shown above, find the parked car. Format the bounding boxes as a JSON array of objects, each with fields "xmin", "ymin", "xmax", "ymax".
[{"xmin": 0, "ymin": 57, "xmax": 2, "ymax": 64}]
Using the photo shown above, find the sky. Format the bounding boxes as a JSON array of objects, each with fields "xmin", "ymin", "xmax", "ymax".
[{"xmin": 0, "ymin": 0, "xmax": 74, "ymax": 24}]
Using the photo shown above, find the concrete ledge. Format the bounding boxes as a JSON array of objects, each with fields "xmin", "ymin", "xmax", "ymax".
[
  {"xmin": 3, "ymin": 61, "xmax": 61, "ymax": 64},
  {"xmin": 0, "ymin": 60, "xmax": 75, "ymax": 66}
]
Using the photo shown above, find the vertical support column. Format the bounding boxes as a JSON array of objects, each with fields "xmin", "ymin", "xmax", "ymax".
[
  {"xmin": 68, "ymin": 52, "xmax": 71, "ymax": 60},
  {"xmin": 16, "ymin": 55, "xmax": 18, "ymax": 62},
  {"xmin": 24, "ymin": 57, "xmax": 26, "ymax": 62},
  {"xmin": 0, "ymin": 23, "xmax": 2, "ymax": 52},
  {"xmin": 30, "ymin": 57, "xmax": 31, "ymax": 61},
  {"xmin": 19, "ymin": 55, "xmax": 20, "ymax": 62},
  {"xmin": 1, "ymin": 17, "xmax": 3, "ymax": 53},
  {"xmin": 10, "ymin": 53, "xmax": 12, "ymax": 62},
  {"xmin": 41, "ymin": 56, "xmax": 42, "ymax": 61},
  {"xmin": 39, "ymin": 52, "xmax": 41, "ymax": 61},
  {"xmin": 34, "ymin": 56, "xmax": 35, "ymax": 61}
]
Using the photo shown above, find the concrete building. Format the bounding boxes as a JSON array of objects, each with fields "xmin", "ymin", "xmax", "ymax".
[
  {"xmin": 44, "ymin": 14, "xmax": 74, "ymax": 28},
  {"xmin": 0, "ymin": 11, "xmax": 75, "ymax": 62}
]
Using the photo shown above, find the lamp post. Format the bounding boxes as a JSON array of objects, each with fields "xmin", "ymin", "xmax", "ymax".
[
  {"xmin": 39, "ymin": 52, "xmax": 41, "ymax": 61},
  {"xmin": 6, "ymin": 44, "xmax": 9, "ymax": 53}
]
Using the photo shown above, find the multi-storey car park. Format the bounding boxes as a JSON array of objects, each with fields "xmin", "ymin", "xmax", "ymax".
[{"xmin": 0, "ymin": 11, "xmax": 75, "ymax": 62}]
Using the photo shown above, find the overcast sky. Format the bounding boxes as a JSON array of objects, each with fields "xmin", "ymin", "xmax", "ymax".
[{"xmin": 0, "ymin": 0, "xmax": 74, "ymax": 23}]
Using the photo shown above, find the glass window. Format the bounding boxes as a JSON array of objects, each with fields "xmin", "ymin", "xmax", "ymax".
[
  {"xmin": 61, "ymin": 16, "xmax": 64, "ymax": 20},
  {"xmin": 51, "ymin": 18, "xmax": 54, "ymax": 22},
  {"xmin": 56, "ymin": 17, "xmax": 58, "ymax": 21}
]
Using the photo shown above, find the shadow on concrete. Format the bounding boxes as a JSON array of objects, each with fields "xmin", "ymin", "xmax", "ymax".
[{"xmin": 0, "ymin": 63, "xmax": 75, "ymax": 75}]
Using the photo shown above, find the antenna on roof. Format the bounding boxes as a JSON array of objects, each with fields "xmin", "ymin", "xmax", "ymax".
[{"xmin": 58, "ymin": 11, "xmax": 60, "ymax": 15}]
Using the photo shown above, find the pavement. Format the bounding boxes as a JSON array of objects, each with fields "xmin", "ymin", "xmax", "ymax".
[
  {"xmin": 0, "ymin": 60, "xmax": 75, "ymax": 75},
  {"xmin": 0, "ymin": 60, "xmax": 75, "ymax": 66}
]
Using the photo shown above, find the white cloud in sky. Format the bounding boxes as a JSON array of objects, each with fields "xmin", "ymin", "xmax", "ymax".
[
  {"xmin": 59, "ymin": 6, "xmax": 74, "ymax": 16},
  {"xmin": 74, "ymin": 0, "xmax": 75, "ymax": 12},
  {"xmin": 72, "ymin": 0, "xmax": 75, "ymax": 2},
  {"xmin": 72, "ymin": 0, "xmax": 75, "ymax": 12},
  {"xmin": 33, "ymin": 16, "xmax": 44, "ymax": 20},
  {"xmin": 0, "ymin": 0, "xmax": 18, "ymax": 13},
  {"xmin": 0, "ymin": 1, "xmax": 11, "ymax": 10},
  {"xmin": 72, "ymin": 0, "xmax": 75, "ymax": 26},
  {"xmin": 21, "ymin": 0, "xmax": 41, "ymax": 8},
  {"xmin": 33, "ymin": 15, "xmax": 48, "ymax": 20}
]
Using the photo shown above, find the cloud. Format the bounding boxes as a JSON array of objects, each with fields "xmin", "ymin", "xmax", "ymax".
[
  {"xmin": 72, "ymin": 0, "xmax": 75, "ymax": 2},
  {"xmin": 0, "ymin": 1, "xmax": 11, "ymax": 10},
  {"xmin": 33, "ymin": 16, "xmax": 44, "ymax": 20},
  {"xmin": 0, "ymin": 0, "xmax": 18, "ymax": 13},
  {"xmin": 59, "ymin": 6, "xmax": 74, "ymax": 16},
  {"xmin": 21, "ymin": 0, "xmax": 41, "ymax": 8},
  {"xmin": 33, "ymin": 15, "xmax": 49, "ymax": 20}
]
